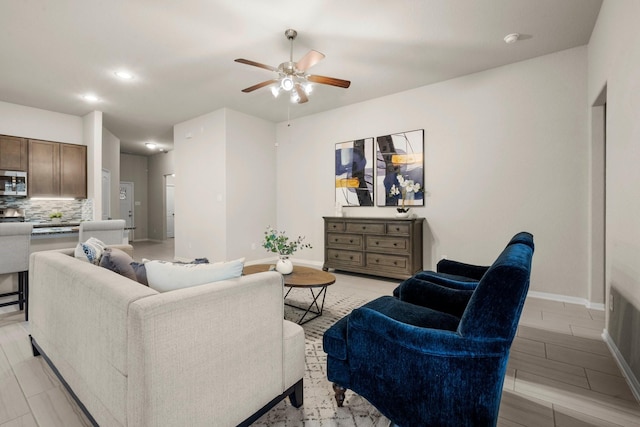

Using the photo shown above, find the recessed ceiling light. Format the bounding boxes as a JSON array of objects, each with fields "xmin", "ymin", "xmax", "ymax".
[
  {"xmin": 504, "ymin": 33, "xmax": 520, "ymax": 44},
  {"xmin": 82, "ymin": 94, "xmax": 99, "ymax": 102},
  {"xmin": 114, "ymin": 71, "xmax": 134, "ymax": 80},
  {"xmin": 145, "ymin": 142, "xmax": 157, "ymax": 149}
]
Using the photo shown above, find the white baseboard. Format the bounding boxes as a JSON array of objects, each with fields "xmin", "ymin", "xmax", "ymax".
[
  {"xmin": 527, "ymin": 290, "xmax": 605, "ymax": 311},
  {"xmin": 602, "ymin": 330, "xmax": 640, "ymax": 402}
]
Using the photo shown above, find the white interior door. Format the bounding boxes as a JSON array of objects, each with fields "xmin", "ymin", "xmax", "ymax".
[
  {"xmin": 119, "ymin": 182, "xmax": 134, "ymax": 241},
  {"xmin": 165, "ymin": 176, "xmax": 175, "ymax": 238},
  {"xmin": 102, "ymin": 169, "xmax": 111, "ymax": 220}
]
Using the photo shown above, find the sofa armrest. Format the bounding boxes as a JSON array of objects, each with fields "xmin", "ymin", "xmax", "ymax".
[{"xmin": 127, "ymin": 271, "xmax": 302, "ymax": 427}]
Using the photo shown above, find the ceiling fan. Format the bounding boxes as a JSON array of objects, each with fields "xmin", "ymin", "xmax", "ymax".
[{"xmin": 235, "ymin": 29, "xmax": 351, "ymax": 104}]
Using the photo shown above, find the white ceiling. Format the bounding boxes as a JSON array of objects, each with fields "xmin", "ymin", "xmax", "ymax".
[{"xmin": 0, "ymin": 0, "xmax": 602, "ymax": 156}]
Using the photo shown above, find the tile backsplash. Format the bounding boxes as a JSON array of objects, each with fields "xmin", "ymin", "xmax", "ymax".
[{"xmin": 0, "ymin": 197, "xmax": 93, "ymax": 222}]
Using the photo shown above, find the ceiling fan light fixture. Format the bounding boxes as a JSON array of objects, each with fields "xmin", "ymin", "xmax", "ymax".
[
  {"xmin": 271, "ymin": 86, "xmax": 280, "ymax": 98},
  {"xmin": 302, "ymin": 82, "xmax": 313, "ymax": 95},
  {"xmin": 281, "ymin": 76, "xmax": 295, "ymax": 91}
]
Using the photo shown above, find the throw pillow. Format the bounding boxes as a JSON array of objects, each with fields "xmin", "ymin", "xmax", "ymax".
[
  {"xmin": 74, "ymin": 237, "xmax": 107, "ymax": 264},
  {"xmin": 145, "ymin": 258, "xmax": 245, "ymax": 292},
  {"xmin": 99, "ymin": 247, "xmax": 138, "ymax": 282},
  {"xmin": 130, "ymin": 262, "xmax": 149, "ymax": 286}
]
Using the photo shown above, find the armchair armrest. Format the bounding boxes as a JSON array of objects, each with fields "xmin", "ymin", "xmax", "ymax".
[
  {"xmin": 396, "ymin": 278, "xmax": 472, "ymax": 318},
  {"xmin": 412, "ymin": 271, "xmax": 478, "ymax": 290},
  {"xmin": 436, "ymin": 258, "xmax": 489, "ymax": 280},
  {"xmin": 349, "ymin": 306, "xmax": 508, "ymax": 357}
]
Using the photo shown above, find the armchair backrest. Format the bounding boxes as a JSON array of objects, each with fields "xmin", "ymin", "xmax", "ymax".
[
  {"xmin": 79, "ymin": 219, "xmax": 125, "ymax": 245},
  {"xmin": 457, "ymin": 241, "xmax": 533, "ymax": 342},
  {"xmin": 506, "ymin": 231, "xmax": 534, "ymax": 250}
]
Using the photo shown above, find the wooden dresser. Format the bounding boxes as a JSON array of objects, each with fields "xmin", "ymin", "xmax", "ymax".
[{"xmin": 323, "ymin": 216, "xmax": 425, "ymax": 280}]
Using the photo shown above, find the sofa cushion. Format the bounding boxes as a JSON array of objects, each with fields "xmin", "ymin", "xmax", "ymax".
[
  {"xmin": 99, "ymin": 247, "xmax": 138, "ymax": 282},
  {"xmin": 74, "ymin": 237, "xmax": 107, "ymax": 264},
  {"xmin": 145, "ymin": 258, "xmax": 245, "ymax": 292}
]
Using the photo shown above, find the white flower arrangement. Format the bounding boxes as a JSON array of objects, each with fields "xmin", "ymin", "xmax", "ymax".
[{"xmin": 389, "ymin": 174, "xmax": 422, "ymax": 211}]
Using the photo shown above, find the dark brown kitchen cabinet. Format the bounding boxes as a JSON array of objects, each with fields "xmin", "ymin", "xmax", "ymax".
[
  {"xmin": 0, "ymin": 135, "xmax": 28, "ymax": 171},
  {"xmin": 28, "ymin": 139, "xmax": 86, "ymax": 198}
]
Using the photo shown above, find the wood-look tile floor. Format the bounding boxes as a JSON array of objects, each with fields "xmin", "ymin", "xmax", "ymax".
[{"xmin": 0, "ymin": 239, "xmax": 638, "ymax": 426}]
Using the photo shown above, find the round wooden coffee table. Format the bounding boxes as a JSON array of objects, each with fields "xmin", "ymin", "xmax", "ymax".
[{"xmin": 243, "ymin": 264, "xmax": 336, "ymax": 324}]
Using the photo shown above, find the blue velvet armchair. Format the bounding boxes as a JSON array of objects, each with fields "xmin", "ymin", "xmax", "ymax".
[
  {"xmin": 394, "ymin": 231, "xmax": 535, "ymax": 295},
  {"xmin": 323, "ymin": 236, "xmax": 534, "ymax": 427}
]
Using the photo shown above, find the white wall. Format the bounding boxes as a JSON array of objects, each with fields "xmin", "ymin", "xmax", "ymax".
[
  {"xmin": 102, "ymin": 127, "xmax": 121, "ymax": 219},
  {"xmin": 83, "ymin": 111, "xmax": 102, "ymax": 219},
  {"xmin": 174, "ymin": 109, "xmax": 227, "ymax": 260},
  {"xmin": 225, "ymin": 109, "xmax": 277, "ymax": 260},
  {"xmin": 120, "ymin": 153, "xmax": 149, "ymax": 240},
  {"xmin": 173, "ymin": 108, "xmax": 277, "ymax": 262},
  {"xmin": 589, "ymin": 0, "xmax": 640, "ymax": 314},
  {"xmin": 148, "ymin": 150, "xmax": 175, "ymax": 240},
  {"xmin": 588, "ymin": 0, "xmax": 640, "ymax": 385},
  {"xmin": 0, "ymin": 100, "xmax": 83, "ymax": 144},
  {"xmin": 276, "ymin": 46, "xmax": 590, "ymax": 299}
]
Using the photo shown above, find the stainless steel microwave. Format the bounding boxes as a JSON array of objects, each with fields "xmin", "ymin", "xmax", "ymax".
[{"xmin": 0, "ymin": 170, "xmax": 27, "ymax": 196}]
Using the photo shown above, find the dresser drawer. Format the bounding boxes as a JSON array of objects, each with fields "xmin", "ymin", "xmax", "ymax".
[
  {"xmin": 327, "ymin": 249, "xmax": 364, "ymax": 267},
  {"xmin": 365, "ymin": 253, "xmax": 410, "ymax": 272},
  {"xmin": 365, "ymin": 235, "xmax": 409, "ymax": 253},
  {"xmin": 326, "ymin": 221, "xmax": 346, "ymax": 232},
  {"xmin": 345, "ymin": 222, "xmax": 385, "ymax": 234},
  {"xmin": 386, "ymin": 223, "xmax": 411, "ymax": 235},
  {"xmin": 327, "ymin": 233, "xmax": 363, "ymax": 249}
]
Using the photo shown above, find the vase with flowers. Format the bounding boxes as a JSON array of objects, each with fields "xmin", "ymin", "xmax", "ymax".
[
  {"xmin": 262, "ymin": 226, "xmax": 312, "ymax": 274},
  {"xmin": 389, "ymin": 174, "xmax": 422, "ymax": 217}
]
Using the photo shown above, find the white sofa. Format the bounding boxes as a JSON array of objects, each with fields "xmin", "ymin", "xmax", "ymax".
[{"xmin": 28, "ymin": 247, "xmax": 305, "ymax": 427}]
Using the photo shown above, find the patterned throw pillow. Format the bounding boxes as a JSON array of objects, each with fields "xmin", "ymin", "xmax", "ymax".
[{"xmin": 74, "ymin": 237, "xmax": 107, "ymax": 264}]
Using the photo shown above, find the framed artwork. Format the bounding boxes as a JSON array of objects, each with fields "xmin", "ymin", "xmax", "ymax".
[
  {"xmin": 335, "ymin": 138, "xmax": 374, "ymax": 206},
  {"xmin": 375, "ymin": 129, "xmax": 424, "ymax": 207}
]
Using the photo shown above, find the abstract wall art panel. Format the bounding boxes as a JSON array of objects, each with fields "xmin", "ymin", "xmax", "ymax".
[
  {"xmin": 335, "ymin": 138, "xmax": 374, "ymax": 206},
  {"xmin": 376, "ymin": 129, "xmax": 425, "ymax": 207}
]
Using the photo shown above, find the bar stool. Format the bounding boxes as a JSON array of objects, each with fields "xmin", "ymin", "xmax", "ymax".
[
  {"xmin": 0, "ymin": 222, "xmax": 33, "ymax": 320},
  {"xmin": 79, "ymin": 219, "xmax": 126, "ymax": 245}
]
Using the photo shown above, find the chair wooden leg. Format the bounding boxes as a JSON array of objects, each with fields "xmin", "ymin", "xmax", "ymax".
[{"xmin": 333, "ymin": 383, "xmax": 346, "ymax": 407}]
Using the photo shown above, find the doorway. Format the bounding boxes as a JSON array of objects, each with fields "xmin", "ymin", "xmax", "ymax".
[
  {"xmin": 165, "ymin": 174, "xmax": 175, "ymax": 239},
  {"xmin": 120, "ymin": 181, "xmax": 135, "ymax": 241}
]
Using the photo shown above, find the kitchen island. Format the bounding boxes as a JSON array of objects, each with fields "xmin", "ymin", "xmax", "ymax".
[{"xmin": 30, "ymin": 222, "xmax": 80, "ymax": 252}]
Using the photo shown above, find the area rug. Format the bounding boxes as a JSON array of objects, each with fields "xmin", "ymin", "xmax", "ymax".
[{"xmin": 253, "ymin": 290, "xmax": 391, "ymax": 427}]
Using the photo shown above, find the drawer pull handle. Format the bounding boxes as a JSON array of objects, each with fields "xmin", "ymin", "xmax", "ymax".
[
  {"xmin": 350, "ymin": 256, "xmax": 353, "ymax": 260},
  {"xmin": 393, "ymin": 243, "xmax": 397, "ymax": 247},
  {"xmin": 375, "ymin": 259, "xmax": 379, "ymax": 263},
  {"xmin": 395, "ymin": 227, "xmax": 400, "ymax": 231},
  {"xmin": 394, "ymin": 261, "xmax": 398, "ymax": 265},
  {"xmin": 335, "ymin": 254, "xmax": 339, "ymax": 258},
  {"xmin": 375, "ymin": 241, "xmax": 379, "ymax": 245},
  {"xmin": 349, "ymin": 239, "xmax": 353, "ymax": 243}
]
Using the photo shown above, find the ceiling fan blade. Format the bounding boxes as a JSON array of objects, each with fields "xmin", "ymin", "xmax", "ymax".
[
  {"xmin": 294, "ymin": 83, "xmax": 309, "ymax": 104},
  {"xmin": 296, "ymin": 50, "xmax": 325, "ymax": 72},
  {"xmin": 241, "ymin": 79, "xmax": 279, "ymax": 93},
  {"xmin": 307, "ymin": 74, "xmax": 351, "ymax": 88},
  {"xmin": 234, "ymin": 58, "xmax": 278, "ymax": 72}
]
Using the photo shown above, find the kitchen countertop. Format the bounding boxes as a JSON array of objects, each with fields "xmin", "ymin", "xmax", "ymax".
[{"xmin": 30, "ymin": 222, "xmax": 80, "ymax": 237}]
